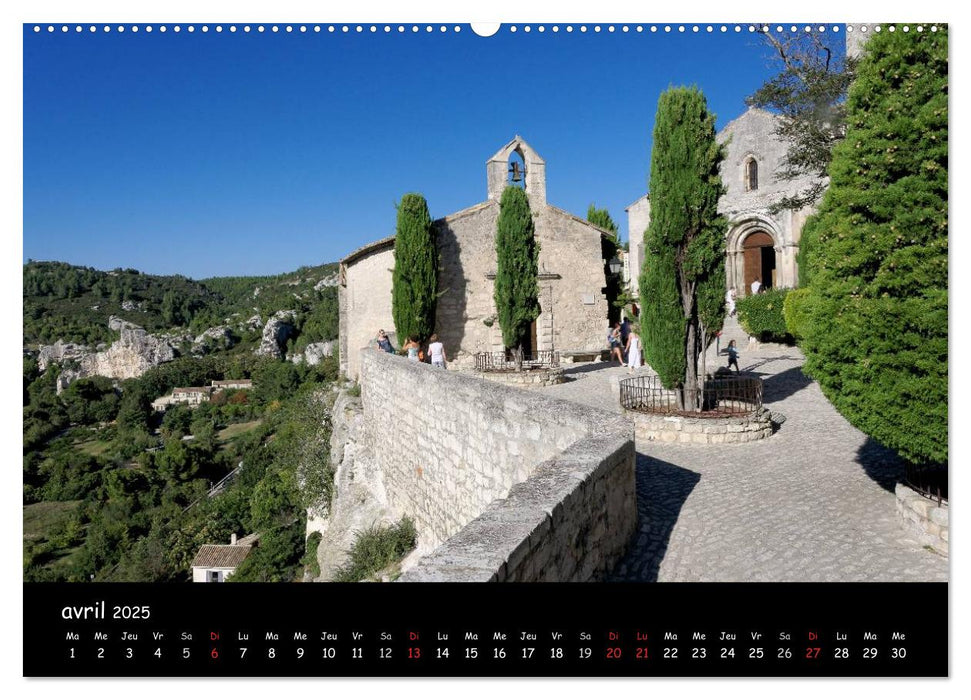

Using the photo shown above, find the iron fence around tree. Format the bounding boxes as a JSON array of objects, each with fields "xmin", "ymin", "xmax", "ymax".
[
  {"xmin": 620, "ymin": 374, "xmax": 763, "ymax": 417},
  {"xmin": 473, "ymin": 350, "xmax": 560, "ymax": 372},
  {"xmin": 903, "ymin": 463, "xmax": 948, "ymax": 505}
]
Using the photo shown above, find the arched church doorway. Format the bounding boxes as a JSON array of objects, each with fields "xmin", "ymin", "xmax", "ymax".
[{"xmin": 742, "ymin": 231, "xmax": 776, "ymax": 293}]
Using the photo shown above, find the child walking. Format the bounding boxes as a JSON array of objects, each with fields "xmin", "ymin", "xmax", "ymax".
[{"xmin": 726, "ymin": 339, "xmax": 740, "ymax": 373}]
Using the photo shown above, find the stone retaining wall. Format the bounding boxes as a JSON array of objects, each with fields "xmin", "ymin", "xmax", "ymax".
[
  {"xmin": 895, "ymin": 483, "xmax": 948, "ymax": 557},
  {"xmin": 472, "ymin": 367, "xmax": 565, "ymax": 388},
  {"xmin": 628, "ymin": 407, "xmax": 773, "ymax": 444},
  {"xmin": 359, "ymin": 349, "xmax": 636, "ymax": 581}
]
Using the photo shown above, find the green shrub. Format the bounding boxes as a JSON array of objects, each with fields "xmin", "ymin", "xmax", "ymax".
[
  {"xmin": 782, "ymin": 287, "xmax": 811, "ymax": 341},
  {"xmin": 302, "ymin": 531, "xmax": 322, "ymax": 579},
  {"xmin": 736, "ymin": 288, "xmax": 793, "ymax": 343},
  {"xmin": 332, "ymin": 517, "xmax": 416, "ymax": 582}
]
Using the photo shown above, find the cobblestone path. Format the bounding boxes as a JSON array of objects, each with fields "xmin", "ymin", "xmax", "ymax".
[{"xmin": 540, "ymin": 325, "xmax": 948, "ymax": 582}]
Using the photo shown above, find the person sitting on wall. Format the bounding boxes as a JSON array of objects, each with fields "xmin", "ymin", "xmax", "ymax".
[{"xmin": 376, "ymin": 329, "xmax": 395, "ymax": 354}]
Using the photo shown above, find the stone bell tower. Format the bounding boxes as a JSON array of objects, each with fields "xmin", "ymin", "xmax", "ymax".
[{"xmin": 486, "ymin": 135, "xmax": 547, "ymax": 210}]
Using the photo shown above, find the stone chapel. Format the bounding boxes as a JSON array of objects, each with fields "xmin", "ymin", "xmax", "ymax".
[
  {"xmin": 339, "ymin": 136, "xmax": 615, "ymax": 380},
  {"xmin": 626, "ymin": 106, "xmax": 823, "ymax": 298}
]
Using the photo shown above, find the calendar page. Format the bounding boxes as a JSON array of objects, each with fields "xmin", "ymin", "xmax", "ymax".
[{"xmin": 21, "ymin": 13, "xmax": 949, "ymax": 680}]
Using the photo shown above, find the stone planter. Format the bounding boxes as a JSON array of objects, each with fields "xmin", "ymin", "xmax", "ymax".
[
  {"xmin": 895, "ymin": 483, "xmax": 948, "ymax": 557},
  {"xmin": 474, "ymin": 366, "xmax": 565, "ymax": 388},
  {"xmin": 627, "ymin": 406, "xmax": 774, "ymax": 444}
]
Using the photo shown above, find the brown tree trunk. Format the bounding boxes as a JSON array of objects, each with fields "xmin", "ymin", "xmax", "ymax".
[
  {"xmin": 679, "ymin": 273, "xmax": 700, "ymax": 412},
  {"xmin": 684, "ymin": 319, "xmax": 699, "ymax": 411}
]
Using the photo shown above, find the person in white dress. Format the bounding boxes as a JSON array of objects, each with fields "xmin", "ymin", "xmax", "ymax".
[
  {"xmin": 750, "ymin": 278, "xmax": 762, "ymax": 295},
  {"xmin": 625, "ymin": 327, "xmax": 643, "ymax": 373}
]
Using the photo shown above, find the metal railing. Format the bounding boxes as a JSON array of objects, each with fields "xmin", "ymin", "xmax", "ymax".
[
  {"xmin": 620, "ymin": 374, "xmax": 763, "ymax": 417},
  {"xmin": 473, "ymin": 350, "xmax": 560, "ymax": 372},
  {"xmin": 904, "ymin": 463, "xmax": 948, "ymax": 505}
]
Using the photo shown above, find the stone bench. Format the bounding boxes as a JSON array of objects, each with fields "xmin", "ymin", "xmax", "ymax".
[{"xmin": 560, "ymin": 349, "xmax": 609, "ymax": 363}]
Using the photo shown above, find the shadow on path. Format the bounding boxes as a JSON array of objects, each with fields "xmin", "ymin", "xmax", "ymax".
[
  {"xmin": 855, "ymin": 437, "xmax": 905, "ymax": 493},
  {"xmin": 761, "ymin": 365, "xmax": 814, "ymax": 403},
  {"xmin": 561, "ymin": 361, "xmax": 618, "ymax": 377},
  {"xmin": 608, "ymin": 454, "xmax": 701, "ymax": 582}
]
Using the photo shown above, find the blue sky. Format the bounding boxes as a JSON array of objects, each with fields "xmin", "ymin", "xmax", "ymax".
[{"xmin": 23, "ymin": 23, "xmax": 842, "ymax": 279}]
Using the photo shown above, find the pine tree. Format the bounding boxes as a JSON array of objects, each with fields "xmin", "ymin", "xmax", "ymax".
[
  {"xmin": 494, "ymin": 186, "xmax": 540, "ymax": 357},
  {"xmin": 639, "ymin": 87, "xmax": 727, "ymax": 409},
  {"xmin": 798, "ymin": 27, "xmax": 948, "ymax": 465},
  {"xmin": 391, "ymin": 193, "xmax": 437, "ymax": 344},
  {"xmin": 586, "ymin": 204, "xmax": 619, "ymax": 236}
]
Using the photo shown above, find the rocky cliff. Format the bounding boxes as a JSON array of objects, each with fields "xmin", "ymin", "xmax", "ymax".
[
  {"xmin": 290, "ymin": 340, "xmax": 335, "ymax": 366},
  {"xmin": 305, "ymin": 388, "xmax": 394, "ymax": 581},
  {"xmin": 37, "ymin": 316, "xmax": 187, "ymax": 391},
  {"xmin": 255, "ymin": 310, "xmax": 297, "ymax": 359}
]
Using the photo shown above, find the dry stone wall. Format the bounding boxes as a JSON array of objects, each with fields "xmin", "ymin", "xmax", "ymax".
[
  {"xmin": 895, "ymin": 484, "xmax": 948, "ymax": 557},
  {"xmin": 359, "ymin": 349, "xmax": 636, "ymax": 581}
]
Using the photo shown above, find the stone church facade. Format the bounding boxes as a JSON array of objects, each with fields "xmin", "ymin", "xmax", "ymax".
[
  {"xmin": 627, "ymin": 106, "xmax": 822, "ymax": 298},
  {"xmin": 339, "ymin": 136, "xmax": 614, "ymax": 380}
]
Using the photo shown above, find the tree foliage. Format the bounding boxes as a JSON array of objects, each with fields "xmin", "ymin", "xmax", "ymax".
[
  {"xmin": 494, "ymin": 186, "xmax": 540, "ymax": 352},
  {"xmin": 639, "ymin": 87, "xmax": 726, "ymax": 405},
  {"xmin": 391, "ymin": 193, "xmax": 438, "ymax": 343},
  {"xmin": 589, "ymin": 204, "xmax": 623, "ymax": 324},
  {"xmin": 747, "ymin": 30, "xmax": 856, "ymax": 212},
  {"xmin": 797, "ymin": 27, "xmax": 948, "ymax": 465},
  {"xmin": 586, "ymin": 204, "xmax": 618, "ymax": 236}
]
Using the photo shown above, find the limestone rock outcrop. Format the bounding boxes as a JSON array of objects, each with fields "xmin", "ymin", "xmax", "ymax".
[
  {"xmin": 192, "ymin": 325, "xmax": 236, "ymax": 353},
  {"xmin": 37, "ymin": 340, "xmax": 90, "ymax": 372},
  {"xmin": 305, "ymin": 388, "xmax": 392, "ymax": 581},
  {"xmin": 290, "ymin": 340, "xmax": 335, "ymax": 366},
  {"xmin": 37, "ymin": 317, "xmax": 185, "ymax": 391},
  {"xmin": 314, "ymin": 274, "xmax": 339, "ymax": 291},
  {"xmin": 80, "ymin": 319, "xmax": 181, "ymax": 380},
  {"xmin": 255, "ymin": 310, "xmax": 297, "ymax": 359}
]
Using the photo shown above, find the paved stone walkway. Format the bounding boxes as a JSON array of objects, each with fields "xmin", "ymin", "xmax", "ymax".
[{"xmin": 539, "ymin": 322, "xmax": 948, "ymax": 582}]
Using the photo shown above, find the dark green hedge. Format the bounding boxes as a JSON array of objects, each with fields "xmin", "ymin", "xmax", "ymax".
[{"xmin": 736, "ymin": 288, "xmax": 793, "ymax": 343}]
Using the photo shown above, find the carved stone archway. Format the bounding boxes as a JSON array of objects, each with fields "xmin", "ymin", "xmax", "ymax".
[{"xmin": 725, "ymin": 217, "xmax": 784, "ymax": 296}]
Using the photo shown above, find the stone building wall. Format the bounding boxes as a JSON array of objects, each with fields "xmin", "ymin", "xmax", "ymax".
[
  {"xmin": 625, "ymin": 195, "xmax": 650, "ymax": 299},
  {"xmin": 717, "ymin": 107, "xmax": 820, "ymax": 293},
  {"xmin": 359, "ymin": 349, "xmax": 636, "ymax": 580},
  {"xmin": 434, "ymin": 202, "xmax": 504, "ymax": 363},
  {"xmin": 339, "ymin": 240, "xmax": 395, "ymax": 381},
  {"xmin": 341, "ymin": 137, "xmax": 612, "ymax": 378},
  {"xmin": 626, "ymin": 108, "xmax": 824, "ymax": 298}
]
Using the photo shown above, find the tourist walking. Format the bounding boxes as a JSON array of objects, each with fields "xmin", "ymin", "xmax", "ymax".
[
  {"xmin": 428, "ymin": 334, "xmax": 447, "ymax": 368},
  {"xmin": 750, "ymin": 277, "xmax": 762, "ymax": 295},
  {"xmin": 608, "ymin": 322, "xmax": 624, "ymax": 365},
  {"xmin": 625, "ymin": 327, "xmax": 643, "ymax": 373},
  {"xmin": 726, "ymin": 287, "xmax": 737, "ymax": 316},
  {"xmin": 376, "ymin": 329, "xmax": 395, "ymax": 354},
  {"xmin": 402, "ymin": 336, "xmax": 420, "ymax": 362},
  {"xmin": 726, "ymin": 339, "xmax": 740, "ymax": 373}
]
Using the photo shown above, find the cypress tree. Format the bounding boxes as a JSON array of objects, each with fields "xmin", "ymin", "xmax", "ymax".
[
  {"xmin": 639, "ymin": 87, "xmax": 727, "ymax": 409},
  {"xmin": 588, "ymin": 204, "xmax": 623, "ymax": 325},
  {"xmin": 391, "ymin": 193, "xmax": 437, "ymax": 344},
  {"xmin": 798, "ymin": 27, "xmax": 948, "ymax": 465},
  {"xmin": 494, "ymin": 186, "xmax": 540, "ymax": 356}
]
